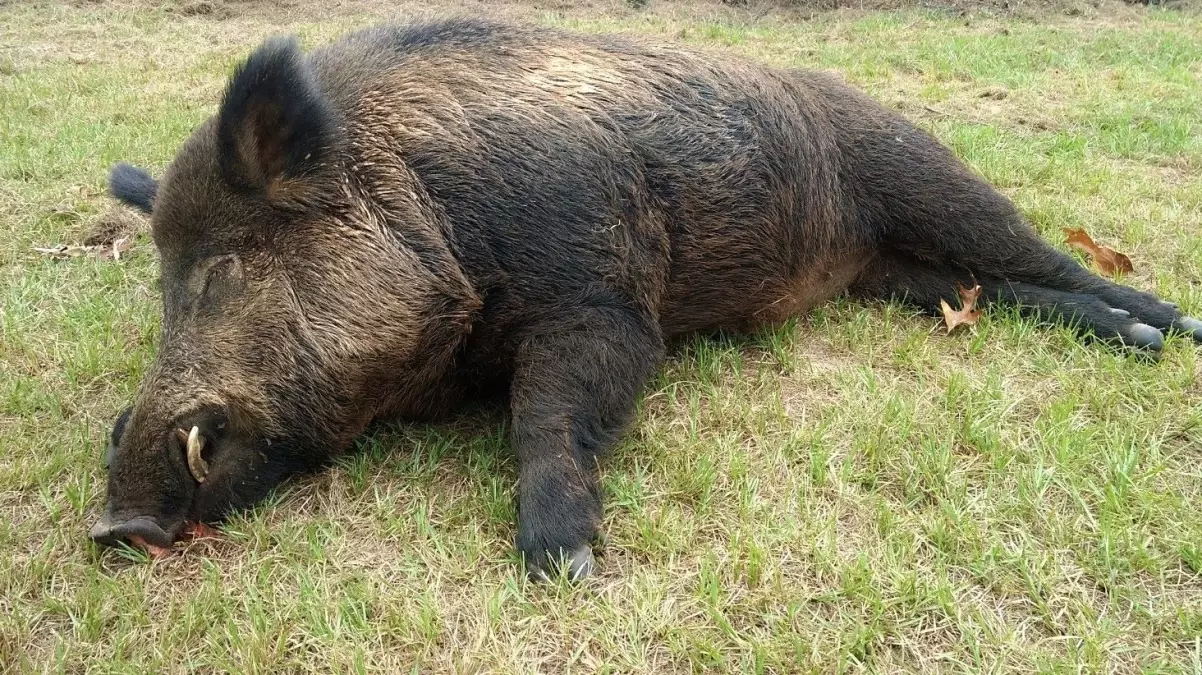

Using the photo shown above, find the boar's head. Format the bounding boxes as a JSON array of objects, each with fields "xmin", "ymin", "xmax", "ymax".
[{"xmin": 90, "ymin": 37, "xmax": 478, "ymax": 548}]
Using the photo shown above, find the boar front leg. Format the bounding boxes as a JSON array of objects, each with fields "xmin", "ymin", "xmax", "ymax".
[{"xmin": 509, "ymin": 304, "xmax": 663, "ymax": 581}]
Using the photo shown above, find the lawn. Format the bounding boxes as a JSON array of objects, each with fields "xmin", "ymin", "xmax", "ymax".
[{"xmin": 2, "ymin": 0, "xmax": 1201, "ymax": 672}]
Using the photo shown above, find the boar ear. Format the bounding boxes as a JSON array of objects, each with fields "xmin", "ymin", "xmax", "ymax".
[
  {"xmin": 109, "ymin": 163, "xmax": 157, "ymax": 214},
  {"xmin": 216, "ymin": 36, "xmax": 337, "ymax": 201}
]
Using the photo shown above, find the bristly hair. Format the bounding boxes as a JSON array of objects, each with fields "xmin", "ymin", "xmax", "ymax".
[{"xmin": 108, "ymin": 163, "xmax": 158, "ymax": 214}]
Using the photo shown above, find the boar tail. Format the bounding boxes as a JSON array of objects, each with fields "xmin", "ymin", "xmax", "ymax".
[{"xmin": 108, "ymin": 163, "xmax": 158, "ymax": 214}]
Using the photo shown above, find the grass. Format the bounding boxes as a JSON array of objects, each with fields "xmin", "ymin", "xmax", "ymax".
[{"xmin": 2, "ymin": 0, "xmax": 1202, "ymax": 672}]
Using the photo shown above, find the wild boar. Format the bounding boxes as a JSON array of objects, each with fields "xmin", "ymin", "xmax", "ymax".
[{"xmin": 91, "ymin": 18, "xmax": 1201, "ymax": 580}]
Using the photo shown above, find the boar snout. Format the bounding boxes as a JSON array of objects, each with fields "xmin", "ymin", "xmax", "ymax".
[
  {"xmin": 94, "ymin": 405, "xmax": 235, "ymax": 550},
  {"xmin": 89, "ymin": 512, "xmax": 177, "ymax": 549}
]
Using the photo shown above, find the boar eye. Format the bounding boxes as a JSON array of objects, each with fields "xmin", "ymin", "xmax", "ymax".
[{"xmin": 196, "ymin": 255, "xmax": 245, "ymax": 308}]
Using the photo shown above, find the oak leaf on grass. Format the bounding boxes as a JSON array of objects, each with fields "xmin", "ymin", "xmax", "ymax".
[
  {"xmin": 940, "ymin": 283, "xmax": 983, "ymax": 333},
  {"xmin": 1064, "ymin": 228, "xmax": 1133, "ymax": 277}
]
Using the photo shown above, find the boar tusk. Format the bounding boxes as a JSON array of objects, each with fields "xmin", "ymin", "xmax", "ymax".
[{"xmin": 186, "ymin": 425, "xmax": 209, "ymax": 483}]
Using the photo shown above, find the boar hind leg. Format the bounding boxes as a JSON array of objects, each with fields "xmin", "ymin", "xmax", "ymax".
[
  {"xmin": 846, "ymin": 140, "xmax": 1202, "ymax": 350},
  {"xmin": 510, "ymin": 304, "xmax": 663, "ymax": 581},
  {"xmin": 851, "ymin": 255, "xmax": 1173, "ymax": 350}
]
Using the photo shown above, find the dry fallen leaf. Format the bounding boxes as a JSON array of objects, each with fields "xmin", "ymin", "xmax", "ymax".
[
  {"xmin": 33, "ymin": 237, "xmax": 133, "ymax": 261},
  {"xmin": 1063, "ymin": 228, "xmax": 1133, "ymax": 277},
  {"xmin": 940, "ymin": 283, "xmax": 983, "ymax": 333},
  {"xmin": 101, "ymin": 237, "xmax": 132, "ymax": 261},
  {"xmin": 33, "ymin": 244, "xmax": 86, "ymax": 258}
]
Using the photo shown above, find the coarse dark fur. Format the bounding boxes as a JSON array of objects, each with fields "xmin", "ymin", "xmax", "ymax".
[
  {"xmin": 108, "ymin": 164, "xmax": 157, "ymax": 214},
  {"xmin": 95, "ymin": 18, "xmax": 1202, "ymax": 579}
]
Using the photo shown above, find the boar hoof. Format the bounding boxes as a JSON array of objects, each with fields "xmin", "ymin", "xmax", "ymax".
[
  {"xmin": 527, "ymin": 545, "xmax": 595, "ymax": 583},
  {"xmin": 1120, "ymin": 323, "xmax": 1163, "ymax": 351},
  {"xmin": 1174, "ymin": 316, "xmax": 1202, "ymax": 341},
  {"xmin": 567, "ymin": 545, "xmax": 596, "ymax": 581}
]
